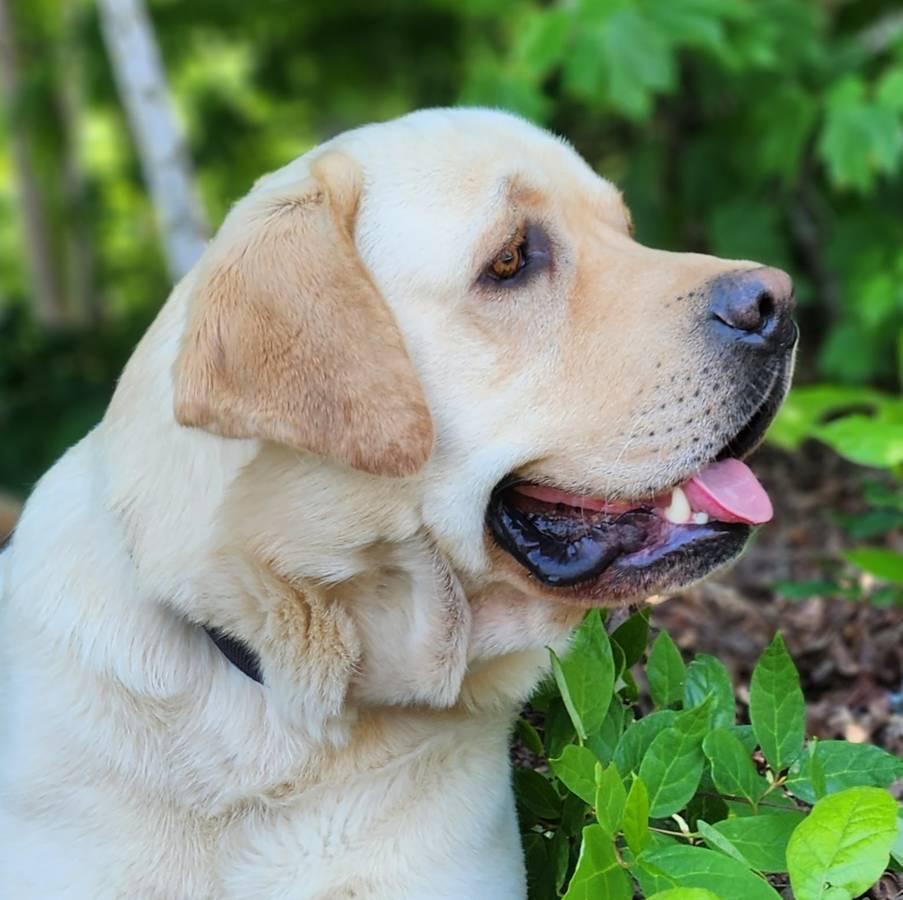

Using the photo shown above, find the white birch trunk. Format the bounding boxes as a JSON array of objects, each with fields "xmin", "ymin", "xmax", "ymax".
[
  {"xmin": 97, "ymin": 0, "xmax": 208, "ymax": 281},
  {"xmin": 0, "ymin": 0, "xmax": 67, "ymax": 326},
  {"xmin": 58, "ymin": 0, "xmax": 97, "ymax": 324}
]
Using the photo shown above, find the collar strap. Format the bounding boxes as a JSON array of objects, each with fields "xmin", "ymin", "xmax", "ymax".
[{"xmin": 204, "ymin": 626, "xmax": 264, "ymax": 684}]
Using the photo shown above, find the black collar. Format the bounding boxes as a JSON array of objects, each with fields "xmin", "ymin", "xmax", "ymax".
[{"xmin": 203, "ymin": 626, "xmax": 263, "ymax": 684}]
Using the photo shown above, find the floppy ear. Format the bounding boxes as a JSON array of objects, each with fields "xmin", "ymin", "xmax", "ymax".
[{"xmin": 174, "ymin": 152, "xmax": 433, "ymax": 477}]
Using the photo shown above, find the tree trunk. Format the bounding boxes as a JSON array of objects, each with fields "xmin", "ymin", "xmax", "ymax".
[
  {"xmin": 57, "ymin": 0, "xmax": 98, "ymax": 324},
  {"xmin": 0, "ymin": 0, "xmax": 67, "ymax": 327},
  {"xmin": 96, "ymin": 0, "xmax": 208, "ymax": 282}
]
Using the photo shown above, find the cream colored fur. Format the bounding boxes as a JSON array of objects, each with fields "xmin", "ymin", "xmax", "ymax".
[{"xmin": 0, "ymin": 109, "xmax": 771, "ymax": 898}]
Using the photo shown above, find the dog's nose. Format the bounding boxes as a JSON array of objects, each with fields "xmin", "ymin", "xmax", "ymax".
[{"xmin": 708, "ymin": 267, "xmax": 796, "ymax": 351}]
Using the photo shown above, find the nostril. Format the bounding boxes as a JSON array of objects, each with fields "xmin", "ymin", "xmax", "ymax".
[
  {"xmin": 710, "ymin": 286, "xmax": 775, "ymax": 335},
  {"xmin": 757, "ymin": 291, "xmax": 775, "ymax": 325}
]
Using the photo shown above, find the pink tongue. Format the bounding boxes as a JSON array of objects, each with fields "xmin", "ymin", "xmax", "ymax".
[{"xmin": 684, "ymin": 459, "xmax": 773, "ymax": 525}]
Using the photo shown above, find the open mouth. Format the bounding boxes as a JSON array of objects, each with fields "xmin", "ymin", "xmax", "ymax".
[{"xmin": 486, "ymin": 371, "xmax": 789, "ymax": 604}]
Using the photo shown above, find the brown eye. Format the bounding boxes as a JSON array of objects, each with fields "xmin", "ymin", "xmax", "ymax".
[{"xmin": 489, "ymin": 237, "xmax": 527, "ymax": 280}]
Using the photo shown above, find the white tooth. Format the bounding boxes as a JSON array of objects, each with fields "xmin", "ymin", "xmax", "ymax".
[
  {"xmin": 664, "ymin": 486, "xmax": 691, "ymax": 524},
  {"xmin": 692, "ymin": 512, "xmax": 710, "ymax": 525}
]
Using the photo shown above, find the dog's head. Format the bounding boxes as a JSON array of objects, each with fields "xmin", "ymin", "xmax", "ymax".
[{"xmin": 175, "ymin": 108, "xmax": 796, "ymax": 612}]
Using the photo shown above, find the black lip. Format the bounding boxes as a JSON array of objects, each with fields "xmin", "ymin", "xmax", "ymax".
[
  {"xmin": 717, "ymin": 342, "xmax": 796, "ymax": 460},
  {"xmin": 487, "ymin": 486, "xmax": 750, "ymax": 597}
]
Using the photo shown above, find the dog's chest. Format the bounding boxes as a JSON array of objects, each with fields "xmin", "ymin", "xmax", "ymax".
[{"xmin": 213, "ymin": 749, "xmax": 526, "ymax": 900}]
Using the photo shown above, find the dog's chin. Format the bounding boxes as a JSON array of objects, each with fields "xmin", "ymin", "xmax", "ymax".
[{"xmin": 485, "ymin": 490, "xmax": 751, "ymax": 607}]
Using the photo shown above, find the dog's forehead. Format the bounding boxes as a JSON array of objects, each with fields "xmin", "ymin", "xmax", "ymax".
[
  {"xmin": 358, "ymin": 109, "xmax": 619, "ymax": 207},
  {"xmin": 347, "ymin": 109, "xmax": 629, "ymax": 271}
]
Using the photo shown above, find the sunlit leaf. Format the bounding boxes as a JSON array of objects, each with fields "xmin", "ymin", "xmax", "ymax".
[
  {"xmin": 749, "ymin": 633, "xmax": 805, "ymax": 772},
  {"xmin": 786, "ymin": 787, "xmax": 898, "ymax": 900},
  {"xmin": 562, "ymin": 823, "xmax": 632, "ymax": 900}
]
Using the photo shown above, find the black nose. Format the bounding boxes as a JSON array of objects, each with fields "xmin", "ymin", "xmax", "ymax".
[{"xmin": 708, "ymin": 267, "xmax": 796, "ymax": 351}]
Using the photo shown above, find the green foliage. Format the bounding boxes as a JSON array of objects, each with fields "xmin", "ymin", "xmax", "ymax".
[
  {"xmin": 514, "ymin": 613, "xmax": 902, "ymax": 898},
  {"xmin": 0, "ymin": 305, "xmax": 152, "ymax": 491},
  {"xmin": 768, "ymin": 386, "xmax": 903, "ymax": 607}
]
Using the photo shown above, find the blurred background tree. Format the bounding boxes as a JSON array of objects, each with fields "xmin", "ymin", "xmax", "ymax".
[
  {"xmin": 0, "ymin": 0, "xmax": 900, "ymax": 575},
  {"xmin": 1, "ymin": 0, "xmax": 901, "ymax": 494}
]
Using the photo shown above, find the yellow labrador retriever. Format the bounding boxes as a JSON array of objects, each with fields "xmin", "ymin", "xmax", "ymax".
[{"xmin": 0, "ymin": 109, "xmax": 795, "ymax": 899}]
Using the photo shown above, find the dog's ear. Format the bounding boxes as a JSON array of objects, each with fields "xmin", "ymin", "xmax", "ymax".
[{"xmin": 174, "ymin": 152, "xmax": 433, "ymax": 477}]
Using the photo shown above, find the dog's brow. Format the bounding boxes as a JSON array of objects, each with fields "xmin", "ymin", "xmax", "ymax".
[{"xmin": 503, "ymin": 175, "xmax": 546, "ymax": 209}]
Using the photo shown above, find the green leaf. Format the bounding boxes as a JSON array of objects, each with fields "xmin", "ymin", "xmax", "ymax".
[
  {"xmin": 845, "ymin": 547, "xmax": 903, "ymax": 583},
  {"xmin": 634, "ymin": 859, "xmax": 680, "ymax": 896},
  {"xmin": 623, "ymin": 775, "xmax": 651, "ymax": 857},
  {"xmin": 786, "ymin": 740, "xmax": 903, "ymax": 804},
  {"xmin": 877, "ymin": 66, "xmax": 903, "ymax": 114},
  {"xmin": 647, "ymin": 890, "xmax": 720, "ymax": 900},
  {"xmin": 562, "ymin": 823, "xmax": 632, "ymax": 900},
  {"xmin": 523, "ymin": 832, "xmax": 556, "ymax": 899},
  {"xmin": 516, "ymin": 717, "xmax": 544, "ymax": 756},
  {"xmin": 550, "ymin": 609, "xmax": 616, "ymax": 740},
  {"xmin": 685, "ymin": 654, "xmax": 735, "ymax": 727},
  {"xmin": 614, "ymin": 710, "xmax": 679, "ymax": 775},
  {"xmin": 561, "ymin": 789, "xmax": 590, "ymax": 837},
  {"xmin": 674, "ymin": 698, "xmax": 714, "ymax": 740},
  {"xmin": 818, "ymin": 76, "xmax": 903, "ymax": 192},
  {"xmin": 586, "ymin": 696, "xmax": 628, "ymax": 764},
  {"xmin": 595, "ymin": 762, "xmax": 627, "ymax": 836},
  {"xmin": 544, "ymin": 697, "xmax": 576, "ymax": 759},
  {"xmin": 815, "ymin": 417, "xmax": 903, "ymax": 468},
  {"xmin": 685, "ymin": 791, "xmax": 729, "ymax": 831},
  {"xmin": 766, "ymin": 385, "xmax": 885, "ymax": 452},
  {"xmin": 514, "ymin": 768, "xmax": 561, "ymax": 820},
  {"xmin": 550, "ymin": 829, "xmax": 571, "ymax": 892},
  {"xmin": 638, "ymin": 698, "xmax": 712, "ymax": 817},
  {"xmin": 749, "ymin": 633, "xmax": 805, "ymax": 772},
  {"xmin": 786, "ymin": 786, "xmax": 898, "ymax": 900},
  {"xmin": 753, "ymin": 84, "xmax": 818, "ymax": 180},
  {"xmin": 611, "ymin": 608, "xmax": 650, "ymax": 668},
  {"xmin": 600, "ymin": 8, "xmax": 675, "ymax": 119},
  {"xmin": 730, "ymin": 724, "xmax": 758, "ymax": 754},
  {"xmin": 711, "ymin": 812, "xmax": 806, "ymax": 873},
  {"xmin": 725, "ymin": 791, "xmax": 799, "ymax": 819},
  {"xmin": 696, "ymin": 820, "xmax": 753, "ymax": 868},
  {"xmin": 511, "ymin": 7, "xmax": 571, "ymax": 79},
  {"xmin": 640, "ymin": 845, "xmax": 782, "ymax": 900},
  {"xmin": 551, "ymin": 745, "xmax": 598, "ymax": 806},
  {"xmin": 808, "ymin": 741, "xmax": 827, "ymax": 802},
  {"xmin": 703, "ymin": 728, "xmax": 769, "ymax": 807},
  {"xmin": 648, "ymin": 632, "xmax": 687, "ymax": 708},
  {"xmin": 892, "ymin": 809, "xmax": 903, "ymax": 868}
]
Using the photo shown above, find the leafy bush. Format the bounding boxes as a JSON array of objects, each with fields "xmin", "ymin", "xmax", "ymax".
[
  {"xmin": 768, "ymin": 386, "xmax": 903, "ymax": 606},
  {"xmin": 517, "ymin": 610, "xmax": 903, "ymax": 898}
]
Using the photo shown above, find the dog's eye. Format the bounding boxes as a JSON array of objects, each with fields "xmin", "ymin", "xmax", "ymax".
[{"xmin": 488, "ymin": 236, "xmax": 528, "ymax": 281}]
